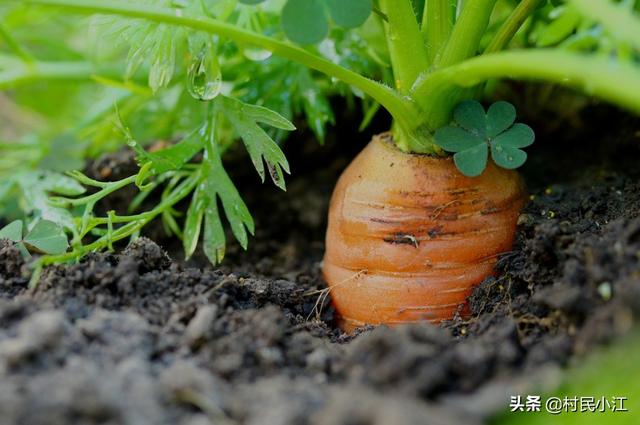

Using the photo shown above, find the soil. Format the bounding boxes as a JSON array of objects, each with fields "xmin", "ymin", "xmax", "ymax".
[{"xmin": 1, "ymin": 104, "xmax": 640, "ymax": 425}]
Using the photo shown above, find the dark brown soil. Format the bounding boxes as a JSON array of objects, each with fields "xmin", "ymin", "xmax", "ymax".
[{"xmin": 1, "ymin": 106, "xmax": 639, "ymax": 425}]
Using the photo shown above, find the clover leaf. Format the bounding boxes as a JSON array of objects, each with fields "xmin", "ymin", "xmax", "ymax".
[
  {"xmin": 326, "ymin": 0, "xmax": 373, "ymax": 28},
  {"xmin": 281, "ymin": 0, "xmax": 372, "ymax": 45},
  {"xmin": 23, "ymin": 220, "xmax": 69, "ymax": 255},
  {"xmin": 434, "ymin": 100, "xmax": 535, "ymax": 177},
  {"xmin": 0, "ymin": 219, "xmax": 68, "ymax": 258},
  {"xmin": 0, "ymin": 220, "xmax": 23, "ymax": 243}
]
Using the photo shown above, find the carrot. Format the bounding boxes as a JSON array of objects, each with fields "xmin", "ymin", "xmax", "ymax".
[{"xmin": 322, "ymin": 134, "xmax": 526, "ymax": 332}]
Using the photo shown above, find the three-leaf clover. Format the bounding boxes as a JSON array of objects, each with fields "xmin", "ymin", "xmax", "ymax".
[
  {"xmin": 280, "ymin": 0, "xmax": 373, "ymax": 44},
  {"xmin": 0, "ymin": 219, "xmax": 69, "ymax": 258},
  {"xmin": 434, "ymin": 100, "xmax": 535, "ymax": 177}
]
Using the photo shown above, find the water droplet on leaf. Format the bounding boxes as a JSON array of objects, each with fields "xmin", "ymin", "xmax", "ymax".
[
  {"xmin": 187, "ymin": 45, "xmax": 222, "ymax": 101},
  {"xmin": 243, "ymin": 47, "xmax": 272, "ymax": 61}
]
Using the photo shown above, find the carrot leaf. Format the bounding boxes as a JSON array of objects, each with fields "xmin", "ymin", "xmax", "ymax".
[
  {"xmin": 183, "ymin": 182, "xmax": 206, "ymax": 261},
  {"xmin": 203, "ymin": 142, "xmax": 255, "ymax": 256},
  {"xmin": 129, "ymin": 128, "xmax": 204, "ymax": 175},
  {"xmin": 218, "ymin": 96, "xmax": 294, "ymax": 191}
]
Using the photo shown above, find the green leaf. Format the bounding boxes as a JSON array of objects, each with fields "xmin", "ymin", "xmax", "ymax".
[
  {"xmin": 23, "ymin": 220, "xmax": 68, "ymax": 255},
  {"xmin": 486, "ymin": 101, "xmax": 516, "ymax": 138},
  {"xmin": 453, "ymin": 144, "xmax": 488, "ymax": 178},
  {"xmin": 241, "ymin": 103, "xmax": 296, "ymax": 131},
  {"xmin": 492, "ymin": 123, "xmax": 535, "ymax": 148},
  {"xmin": 490, "ymin": 144, "xmax": 528, "ymax": 170},
  {"xmin": 434, "ymin": 126, "xmax": 485, "ymax": 152},
  {"xmin": 326, "ymin": 0, "xmax": 372, "ymax": 28},
  {"xmin": 281, "ymin": 0, "xmax": 329, "ymax": 44},
  {"xmin": 453, "ymin": 100, "xmax": 486, "ymax": 138},
  {"xmin": 239, "ymin": 0, "xmax": 267, "ymax": 4},
  {"xmin": 183, "ymin": 182, "xmax": 206, "ymax": 260},
  {"xmin": 203, "ymin": 195, "xmax": 226, "ymax": 264},
  {"xmin": 489, "ymin": 122, "xmax": 534, "ymax": 170},
  {"xmin": 137, "ymin": 129, "xmax": 204, "ymax": 175},
  {"xmin": 203, "ymin": 123, "xmax": 255, "ymax": 253},
  {"xmin": 219, "ymin": 96, "xmax": 293, "ymax": 190},
  {"xmin": 0, "ymin": 220, "xmax": 23, "ymax": 242},
  {"xmin": 121, "ymin": 110, "xmax": 204, "ymax": 175},
  {"xmin": 205, "ymin": 164, "xmax": 254, "ymax": 250},
  {"xmin": 437, "ymin": 100, "xmax": 535, "ymax": 176}
]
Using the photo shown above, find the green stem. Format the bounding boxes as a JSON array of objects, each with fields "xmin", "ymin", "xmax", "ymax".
[
  {"xmin": 436, "ymin": 0, "xmax": 498, "ymax": 68},
  {"xmin": 416, "ymin": 0, "xmax": 498, "ymax": 131},
  {"xmin": 413, "ymin": 50, "xmax": 640, "ymax": 117},
  {"xmin": 378, "ymin": 0, "xmax": 430, "ymax": 94},
  {"xmin": 52, "ymin": 175, "xmax": 137, "ymax": 207},
  {"xmin": 484, "ymin": 0, "xmax": 543, "ymax": 54},
  {"xmin": 422, "ymin": 0, "xmax": 454, "ymax": 64},
  {"xmin": 20, "ymin": 0, "xmax": 420, "ymax": 126}
]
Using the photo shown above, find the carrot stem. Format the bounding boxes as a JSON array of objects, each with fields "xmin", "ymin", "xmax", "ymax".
[
  {"xmin": 484, "ymin": 0, "xmax": 542, "ymax": 54},
  {"xmin": 413, "ymin": 49, "xmax": 640, "ymax": 127},
  {"xmin": 378, "ymin": 0, "xmax": 430, "ymax": 93},
  {"xmin": 422, "ymin": 0, "xmax": 455, "ymax": 64}
]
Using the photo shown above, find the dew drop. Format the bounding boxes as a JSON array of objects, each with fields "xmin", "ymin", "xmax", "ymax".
[
  {"xmin": 243, "ymin": 46, "xmax": 272, "ymax": 62},
  {"xmin": 507, "ymin": 156, "xmax": 514, "ymax": 161},
  {"xmin": 187, "ymin": 45, "xmax": 222, "ymax": 101}
]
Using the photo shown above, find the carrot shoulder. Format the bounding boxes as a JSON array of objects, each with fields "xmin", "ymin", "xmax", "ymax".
[{"xmin": 322, "ymin": 134, "xmax": 526, "ymax": 332}]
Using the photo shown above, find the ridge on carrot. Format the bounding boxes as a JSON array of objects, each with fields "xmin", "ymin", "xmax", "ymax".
[{"xmin": 1, "ymin": 0, "xmax": 639, "ymax": 326}]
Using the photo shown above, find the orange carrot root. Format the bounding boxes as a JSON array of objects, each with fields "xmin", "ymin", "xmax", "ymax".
[{"xmin": 322, "ymin": 134, "xmax": 526, "ymax": 332}]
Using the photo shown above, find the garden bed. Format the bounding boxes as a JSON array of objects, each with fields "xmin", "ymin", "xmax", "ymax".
[{"xmin": 1, "ymin": 106, "xmax": 639, "ymax": 425}]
